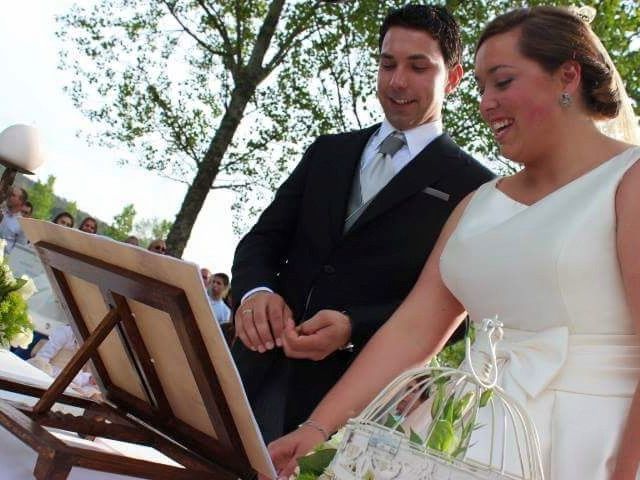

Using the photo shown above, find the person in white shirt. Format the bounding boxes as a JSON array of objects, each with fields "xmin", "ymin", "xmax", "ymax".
[
  {"xmin": 208, "ymin": 272, "xmax": 231, "ymax": 325},
  {"xmin": 28, "ymin": 324, "xmax": 100, "ymax": 398},
  {"xmin": 0, "ymin": 186, "xmax": 28, "ymax": 253}
]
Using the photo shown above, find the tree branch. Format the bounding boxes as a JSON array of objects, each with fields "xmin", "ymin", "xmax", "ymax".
[
  {"xmin": 234, "ymin": 0, "xmax": 244, "ymax": 69},
  {"xmin": 264, "ymin": 28, "xmax": 316, "ymax": 74},
  {"xmin": 145, "ymin": 82, "xmax": 201, "ymax": 164},
  {"xmin": 210, "ymin": 181, "xmax": 252, "ymax": 191},
  {"xmin": 340, "ymin": 11, "xmax": 364, "ymax": 129},
  {"xmin": 194, "ymin": 0, "xmax": 238, "ymax": 75},
  {"xmin": 312, "ymin": 12, "xmax": 347, "ymax": 131},
  {"xmin": 243, "ymin": 0, "xmax": 287, "ymax": 83},
  {"xmin": 263, "ymin": 1, "xmax": 346, "ymax": 74},
  {"xmin": 158, "ymin": 173, "xmax": 192, "ymax": 185},
  {"xmin": 161, "ymin": 1, "xmax": 224, "ymax": 60}
]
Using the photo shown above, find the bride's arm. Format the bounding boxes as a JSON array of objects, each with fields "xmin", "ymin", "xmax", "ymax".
[
  {"xmin": 612, "ymin": 158, "xmax": 640, "ymax": 480},
  {"xmin": 267, "ymin": 194, "xmax": 473, "ymax": 478}
]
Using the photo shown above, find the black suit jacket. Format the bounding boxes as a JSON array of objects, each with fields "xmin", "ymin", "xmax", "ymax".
[{"xmin": 231, "ymin": 125, "xmax": 495, "ymax": 441}]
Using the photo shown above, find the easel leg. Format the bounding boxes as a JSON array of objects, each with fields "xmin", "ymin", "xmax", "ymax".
[
  {"xmin": 33, "ymin": 453, "xmax": 72, "ymax": 480},
  {"xmin": 33, "ymin": 307, "xmax": 119, "ymax": 415}
]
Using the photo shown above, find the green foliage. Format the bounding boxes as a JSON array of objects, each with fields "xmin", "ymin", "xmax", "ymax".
[
  {"xmin": 27, "ymin": 175, "xmax": 57, "ymax": 220},
  {"xmin": 297, "ymin": 448, "xmax": 337, "ymax": 478},
  {"xmin": 65, "ymin": 200, "xmax": 79, "ymax": 218},
  {"xmin": 427, "ymin": 419, "xmax": 458, "ymax": 455},
  {"xmin": 431, "ymin": 321, "xmax": 475, "ymax": 369},
  {"xmin": 57, "ymin": 0, "xmax": 640, "ymax": 247},
  {"xmin": 103, "ymin": 203, "xmax": 137, "ymax": 241},
  {"xmin": 134, "ymin": 217, "xmax": 173, "ymax": 246},
  {"xmin": 102, "ymin": 204, "xmax": 173, "ymax": 245},
  {"xmin": 382, "ymin": 413, "xmax": 405, "ymax": 433},
  {"xmin": 0, "ymin": 263, "xmax": 33, "ymax": 348},
  {"xmin": 479, "ymin": 388, "xmax": 493, "ymax": 407}
]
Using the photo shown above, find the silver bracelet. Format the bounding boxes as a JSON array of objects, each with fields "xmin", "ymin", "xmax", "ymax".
[{"xmin": 299, "ymin": 418, "xmax": 329, "ymax": 441}]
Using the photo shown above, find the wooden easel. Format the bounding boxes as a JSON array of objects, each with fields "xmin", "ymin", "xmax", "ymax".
[{"xmin": 0, "ymin": 241, "xmax": 257, "ymax": 480}]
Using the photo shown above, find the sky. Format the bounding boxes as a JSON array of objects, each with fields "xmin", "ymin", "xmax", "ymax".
[{"xmin": 0, "ymin": 0, "xmax": 238, "ymax": 274}]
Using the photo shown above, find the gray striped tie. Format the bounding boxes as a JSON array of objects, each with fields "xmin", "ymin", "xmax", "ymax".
[{"xmin": 360, "ymin": 131, "xmax": 406, "ymax": 203}]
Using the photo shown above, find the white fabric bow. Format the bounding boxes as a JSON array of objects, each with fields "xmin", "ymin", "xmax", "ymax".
[{"xmin": 470, "ymin": 326, "xmax": 569, "ymax": 404}]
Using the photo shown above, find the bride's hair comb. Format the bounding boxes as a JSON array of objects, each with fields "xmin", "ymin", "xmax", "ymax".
[{"xmin": 568, "ymin": 5, "xmax": 596, "ymax": 24}]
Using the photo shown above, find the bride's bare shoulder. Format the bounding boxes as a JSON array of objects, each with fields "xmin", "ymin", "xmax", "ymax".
[{"xmin": 617, "ymin": 148, "xmax": 640, "ymax": 206}]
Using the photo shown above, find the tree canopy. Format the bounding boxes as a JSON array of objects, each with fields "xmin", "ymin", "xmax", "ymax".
[
  {"xmin": 57, "ymin": 0, "xmax": 639, "ymax": 255},
  {"xmin": 27, "ymin": 175, "xmax": 57, "ymax": 220}
]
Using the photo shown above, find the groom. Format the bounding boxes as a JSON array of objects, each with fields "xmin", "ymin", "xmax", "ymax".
[{"xmin": 231, "ymin": 4, "xmax": 495, "ymax": 443}]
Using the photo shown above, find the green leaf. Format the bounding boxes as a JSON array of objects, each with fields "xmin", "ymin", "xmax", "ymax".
[
  {"xmin": 382, "ymin": 413, "xmax": 405, "ymax": 433},
  {"xmin": 479, "ymin": 389, "xmax": 493, "ymax": 407},
  {"xmin": 453, "ymin": 418, "xmax": 478, "ymax": 458},
  {"xmin": 427, "ymin": 420, "xmax": 458, "ymax": 455},
  {"xmin": 296, "ymin": 473, "xmax": 318, "ymax": 480},
  {"xmin": 409, "ymin": 428, "xmax": 424, "ymax": 446},
  {"xmin": 297, "ymin": 448, "xmax": 337, "ymax": 476},
  {"xmin": 453, "ymin": 391, "xmax": 475, "ymax": 419},
  {"xmin": 430, "ymin": 382, "xmax": 446, "ymax": 419},
  {"xmin": 443, "ymin": 396, "xmax": 456, "ymax": 423}
]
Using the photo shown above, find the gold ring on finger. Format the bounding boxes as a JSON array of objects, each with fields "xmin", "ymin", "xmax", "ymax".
[{"xmin": 242, "ymin": 308, "xmax": 254, "ymax": 315}]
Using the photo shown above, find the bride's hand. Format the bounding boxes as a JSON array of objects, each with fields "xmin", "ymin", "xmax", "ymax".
[{"xmin": 265, "ymin": 426, "xmax": 326, "ymax": 479}]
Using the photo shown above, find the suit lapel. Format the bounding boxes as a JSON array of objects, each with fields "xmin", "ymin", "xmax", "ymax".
[
  {"xmin": 346, "ymin": 134, "xmax": 465, "ymax": 235},
  {"xmin": 326, "ymin": 125, "xmax": 379, "ymax": 244}
]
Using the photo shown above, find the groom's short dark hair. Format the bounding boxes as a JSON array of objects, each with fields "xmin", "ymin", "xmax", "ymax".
[{"xmin": 379, "ymin": 4, "xmax": 462, "ymax": 68}]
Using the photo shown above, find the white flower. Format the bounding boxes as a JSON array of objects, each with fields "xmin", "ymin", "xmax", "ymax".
[
  {"xmin": 0, "ymin": 239, "xmax": 5, "ymax": 262},
  {"xmin": 3, "ymin": 263, "xmax": 15, "ymax": 284},
  {"xmin": 10, "ymin": 329, "xmax": 33, "ymax": 349},
  {"xmin": 18, "ymin": 276, "xmax": 37, "ymax": 300}
]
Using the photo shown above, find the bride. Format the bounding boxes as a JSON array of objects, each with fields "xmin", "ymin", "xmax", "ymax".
[{"xmin": 267, "ymin": 6, "xmax": 640, "ymax": 480}]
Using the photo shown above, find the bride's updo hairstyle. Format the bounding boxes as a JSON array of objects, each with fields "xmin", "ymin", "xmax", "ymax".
[{"xmin": 476, "ymin": 6, "xmax": 619, "ymax": 120}]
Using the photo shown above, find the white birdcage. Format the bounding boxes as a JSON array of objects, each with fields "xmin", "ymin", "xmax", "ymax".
[{"xmin": 323, "ymin": 319, "xmax": 544, "ymax": 480}]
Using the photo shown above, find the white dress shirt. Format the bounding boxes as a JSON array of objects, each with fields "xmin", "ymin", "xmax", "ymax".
[
  {"xmin": 209, "ymin": 297, "xmax": 231, "ymax": 324},
  {"xmin": 0, "ymin": 207, "xmax": 27, "ymax": 253},
  {"xmin": 31, "ymin": 324, "xmax": 93, "ymax": 387},
  {"xmin": 241, "ymin": 119, "xmax": 444, "ymax": 304},
  {"xmin": 359, "ymin": 118, "xmax": 443, "ymax": 174}
]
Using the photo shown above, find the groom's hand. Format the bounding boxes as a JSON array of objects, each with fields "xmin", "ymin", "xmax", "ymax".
[
  {"xmin": 282, "ymin": 310, "xmax": 351, "ymax": 361},
  {"xmin": 235, "ymin": 291, "xmax": 292, "ymax": 353}
]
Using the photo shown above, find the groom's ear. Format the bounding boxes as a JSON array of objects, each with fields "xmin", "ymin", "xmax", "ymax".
[{"xmin": 445, "ymin": 63, "xmax": 464, "ymax": 95}]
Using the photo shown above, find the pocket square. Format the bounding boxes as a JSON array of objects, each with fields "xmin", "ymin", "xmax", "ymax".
[{"xmin": 422, "ymin": 187, "xmax": 450, "ymax": 202}]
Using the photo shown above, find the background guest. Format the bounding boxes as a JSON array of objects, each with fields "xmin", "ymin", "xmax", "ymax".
[
  {"xmin": 27, "ymin": 324, "xmax": 100, "ymax": 399},
  {"xmin": 0, "ymin": 186, "xmax": 29, "ymax": 252},
  {"xmin": 209, "ymin": 272, "xmax": 231, "ymax": 325},
  {"xmin": 21, "ymin": 201, "xmax": 33, "ymax": 218},
  {"xmin": 123, "ymin": 235, "xmax": 139, "ymax": 246},
  {"xmin": 78, "ymin": 216, "xmax": 97, "ymax": 234},
  {"xmin": 52, "ymin": 211, "xmax": 75, "ymax": 228},
  {"xmin": 147, "ymin": 238, "xmax": 167, "ymax": 254}
]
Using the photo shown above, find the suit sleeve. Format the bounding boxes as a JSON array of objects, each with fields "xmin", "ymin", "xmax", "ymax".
[{"xmin": 231, "ymin": 140, "xmax": 319, "ymax": 307}]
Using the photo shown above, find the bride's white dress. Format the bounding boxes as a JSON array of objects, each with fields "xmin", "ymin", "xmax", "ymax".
[{"xmin": 440, "ymin": 146, "xmax": 640, "ymax": 479}]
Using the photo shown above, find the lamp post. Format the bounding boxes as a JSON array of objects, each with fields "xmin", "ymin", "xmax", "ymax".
[{"xmin": 0, "ymin": 125, "xmax": 44, "ymax": 207}]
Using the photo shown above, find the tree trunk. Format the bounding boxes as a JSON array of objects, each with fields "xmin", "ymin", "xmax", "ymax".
[
  {"xmin": 166, "ymin": 85, "xmax": 253, "ymax": 257},
  {"xmin": 165, "ymin": 0, "xmax": 287, "ymax": 257}
]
